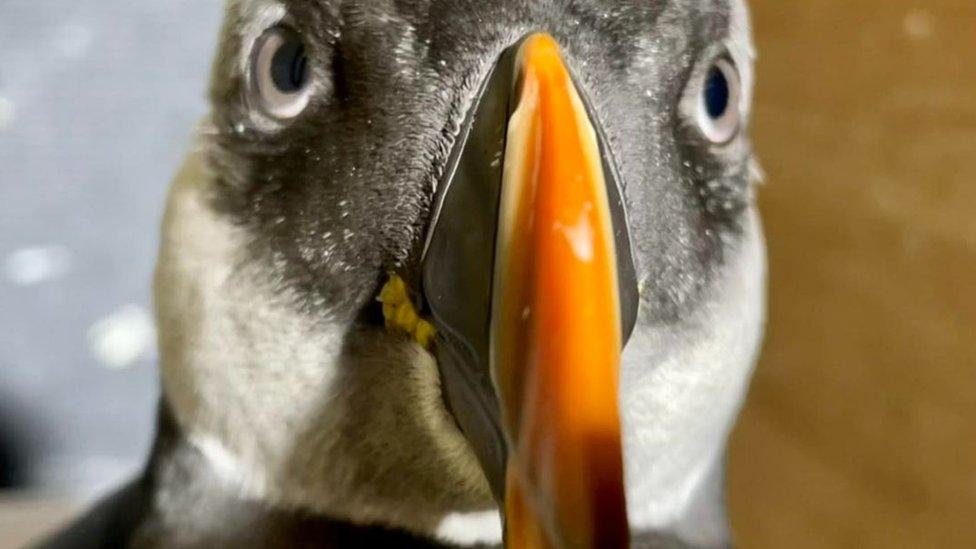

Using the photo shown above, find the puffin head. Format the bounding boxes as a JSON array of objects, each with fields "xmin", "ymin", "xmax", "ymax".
[{"xmin": 154, "ymin": 0, "xmax": 763, "ymax": 546}]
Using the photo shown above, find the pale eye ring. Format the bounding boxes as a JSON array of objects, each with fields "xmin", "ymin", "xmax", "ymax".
[
  {"xmin": 696, "ymin": 57, "xmax": 741, "ymax": 144},
  {"xmin": 250, "ymin": 26, "xmax": 312, "ymax": 120}
]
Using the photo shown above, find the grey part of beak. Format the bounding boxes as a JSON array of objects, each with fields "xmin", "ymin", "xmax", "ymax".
[{"xmin": 420, "ymin": 36, "xmax": 640, "ymax": 506}]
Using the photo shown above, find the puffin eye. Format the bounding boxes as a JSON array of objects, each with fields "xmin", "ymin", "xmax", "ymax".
[
  {"xmin": 695, "ymin": 57, "xmax": 741, "ymax": 144},
  {"xmin": 250, "ymin": 26, "xmax": 312, "ymax": 120}
]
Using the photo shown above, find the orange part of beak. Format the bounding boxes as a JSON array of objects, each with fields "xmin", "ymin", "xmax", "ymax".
[{"xmin": 492, "ymin": 33, "xmax": 629, "ymax": 549}]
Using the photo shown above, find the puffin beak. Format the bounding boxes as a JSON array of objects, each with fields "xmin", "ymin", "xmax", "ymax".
[
  {"xmin": 422, "ymin": 33, "xmax": 638, "ymax": 548},
  {"xmin": 493, "ymin": 33, "xmax": 629, "ymax": 547}
]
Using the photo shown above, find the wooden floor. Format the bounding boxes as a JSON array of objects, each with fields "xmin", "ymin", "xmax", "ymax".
[
  {"xmin": 727, "ymin": 1, "xmax": 976, "ymax": 547},
  {"xmin": 0, "ymin": 497, "xmax": 77, "ymax": 547}
]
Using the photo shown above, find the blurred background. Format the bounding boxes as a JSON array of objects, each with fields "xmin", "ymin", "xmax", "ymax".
[
  {"xmin": 0, "ymin": 0, "xmax": 224, "ymax": 544},
  {"xmin": 727, "ymin": 1, "xmax": 975, "ymax": 547},
  {"xmin": 0, "ymin": 0, "xmax": 973, "ymax": 547}
]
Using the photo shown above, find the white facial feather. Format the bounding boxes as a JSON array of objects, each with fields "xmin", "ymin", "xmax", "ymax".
[
  {"xmin": 154, "ymin": 143, "xmax": 494, "ymax": 538},
  {"xmin": 621, "ymin": 209, "xmax": 765, "ymax": 539}
]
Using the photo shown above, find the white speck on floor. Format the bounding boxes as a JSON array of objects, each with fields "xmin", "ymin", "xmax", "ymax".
[
  {"xmin": 435, "ymin": 509, "xmax": 502, "ymax": 546},
  {"xmin": 0, "ymin": 96, "xmax": 15, "ymax": 130},
  {"xmin": 904, "ymin": 9, "xmax": 935, "ymax": 40},
  {"xmin": 4, "ymin": 246, "xmax": 72, "ymax": 286},
  {"xmin": 86, "ymin": 305, "xmax": 156, "ymax": 370}
]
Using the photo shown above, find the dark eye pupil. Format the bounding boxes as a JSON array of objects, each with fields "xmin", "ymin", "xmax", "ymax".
[
  {"xmin": 704, "ymin": 66, "xmax": 730, "ymax": 119},
  {"xmin": 270, "ymin": 38, "xmax": 308, "ymax": 93}
]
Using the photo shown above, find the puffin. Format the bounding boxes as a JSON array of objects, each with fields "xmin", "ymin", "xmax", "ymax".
[{"xmin": 41, "ymin": 0, "xmax": 764, "ymax": 547}]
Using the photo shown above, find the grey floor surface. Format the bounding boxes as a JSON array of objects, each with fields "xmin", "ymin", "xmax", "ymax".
[{"xmin": 0, "ymin": 0, "xmax": 223, "ymax": 497}]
